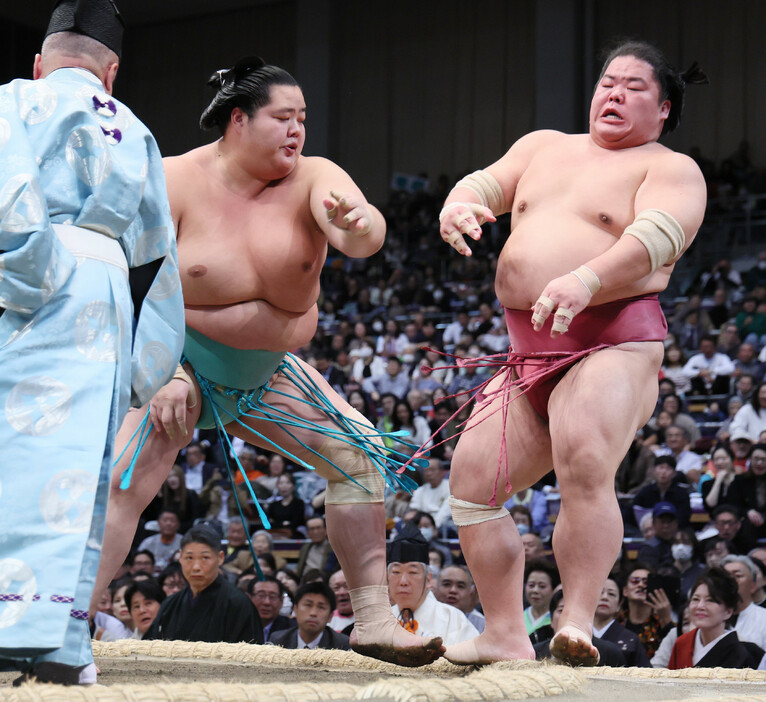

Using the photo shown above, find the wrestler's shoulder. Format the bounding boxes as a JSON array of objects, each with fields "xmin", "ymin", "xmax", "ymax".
[
  {"xmin": 163, "ymin": 146, "xmax": 212, "ymax": 176},
  {"xmin": 644, "ymin": 145, "xmax": 705, "ymax": 179},
  {"xmin": 296, "ymin": 154, "xmax": 349, "ymax": 177},
  {"xmin": 511, "ymin": 129, "xmax": 570, "ymax": 152}
]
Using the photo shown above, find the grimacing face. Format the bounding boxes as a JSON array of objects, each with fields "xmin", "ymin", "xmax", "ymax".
[{"xmin": 589, "ymin": 55, "xmax": 670, "ymax": 149}]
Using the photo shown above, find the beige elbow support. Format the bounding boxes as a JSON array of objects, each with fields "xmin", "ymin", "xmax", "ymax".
[
  {"xmin": 453, "ymin": 170, "xmax": 508, "ymax": 216},
  {"xmin": 449, "ymin": 495, "xmax": 509, "ymax": 526},
  {"xmin": 623, "ymin": 209, "xmax": 685, "ymax": 272}
]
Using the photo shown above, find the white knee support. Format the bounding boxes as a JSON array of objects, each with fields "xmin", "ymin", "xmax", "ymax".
[
  {"xmin": 314, "ymin": 407, "xmax": 385, "ymax": 505},
  {"xmin": 449, "ymin": 495, "xmax": 509, "ymax": 526}
]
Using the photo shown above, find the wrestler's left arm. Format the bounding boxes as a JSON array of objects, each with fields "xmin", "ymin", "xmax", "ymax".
[
  {"xmin": 533, "ymin": 153, "xmax": 706, "ymax": 335},
  {"xmin": 307, "ymin": 157, "xmax": 386, "ymax": 258}
]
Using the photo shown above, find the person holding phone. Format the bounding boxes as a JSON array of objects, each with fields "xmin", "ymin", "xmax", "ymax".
[{"xmin": 619, "ymin": 562, "xmax": 673, "ymax": 659}]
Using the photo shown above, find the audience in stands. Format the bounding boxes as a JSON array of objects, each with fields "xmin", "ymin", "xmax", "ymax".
[
  {"xmin": 270, "ymin": 581, "xmax": 350, "ymax": 650},
  {"xmin": 328, "ymin": 569, "xmax": 355, "ymax": 634},
  {"xmin": 721, "ymin": 555, "xmax": 766, "ymax": 651},
  {"xmin": 670, "ymin": 567, "xmax": 764, "ymax": 669},
  {"xmin": 137, "ymin": 510, "xmax": 183, "ymax": 572},
  {"xmin": 125, "ymin": 580, "xmax": 166, "ymax": 639},
  {"xmin": 633, "ymin": 457, "xmax": 692, "ymax": 528},
  {"xmin": 592, "ymin": 576, "xmax": 651, "ymax": 666},
  {"xmin": 247, "ymin": 576, "xmax": 292, "ymax": 642},
  {"xmin": 387, "ymin": 523, "xmax": 478, "ymax": 645},
  {"xmin": 294, "ymin": 516, "xmax": 335, "ymax": 580},
  {"xmin": 619, "ymin": 562, "xmax": 674, "ymax": 659},
  {"xmin": 434, "ymin": 565, "xmax": 486, "ymax": 633},
  {"xmin": 523, "ymin": 559, "xmax": 560, "ymax": 644},
  {"xmin": 144, "ymin": 524, "xmax": 263, "ymax": 643}
]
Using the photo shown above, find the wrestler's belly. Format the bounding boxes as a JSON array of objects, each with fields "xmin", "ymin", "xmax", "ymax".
[
  {"xmin": 495, "ymin": 217, "xmax": 671, "ymax": 310},
  {"xmin": 185, "ymin": 300, "xmax": 318, "ymax": 351}
]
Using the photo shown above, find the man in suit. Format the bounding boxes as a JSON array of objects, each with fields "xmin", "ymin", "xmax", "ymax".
[
  {"xmin": 295, "ymin": 516, "xmax": 335, "ymax": 580},
  {"xmin": 181, "ymin": 441, "xmax": 218, "ymax": 494},
  {"xmin": 270, "ymin": 581, "xmax": 350, "ymax": 650},
  {"xmin": 247, "ymin": 576, "xmax": 292, "ymax": 642}
]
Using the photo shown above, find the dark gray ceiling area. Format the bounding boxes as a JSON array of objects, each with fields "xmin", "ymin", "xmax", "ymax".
[{"xmin": 0, "ymin": 0, "xmax": 277, "ymax": 31}]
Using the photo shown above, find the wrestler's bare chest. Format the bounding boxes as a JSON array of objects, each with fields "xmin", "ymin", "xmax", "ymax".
[
  {"xmin": 497, "ymin": 137, "xmax": 668, "ymax": 308},
  {"xmin": 177, "ymin": 177, "xmax": 326, "ymax": 312}
]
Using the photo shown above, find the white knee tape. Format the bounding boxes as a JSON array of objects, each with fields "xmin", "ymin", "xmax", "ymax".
[
  {"xmin": 326, "ymin": 471, "xmax": 384, "ymax": 504},
  {"xmin": 449, "ymin": 495, "xmax": 509, "ymax": 526}
]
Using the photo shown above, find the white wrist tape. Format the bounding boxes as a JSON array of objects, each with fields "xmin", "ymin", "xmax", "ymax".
[
  {"xmin": 570, "ymin": 265, "xmax": 602, "ymax": 296},
  {"xmin": 438, "ymin": 201, "xmax": 475, "ymax": 223},
  {"xmin": 452, "ymin": 170, "xmax": 508, "ymax": 216},
  {"xmin": 623, "ymin": 209, "xmax": 685, "ymax": 272},
  {"xmin": 173, "ymin": 364, "xmax": 198, "ymax": 408}
]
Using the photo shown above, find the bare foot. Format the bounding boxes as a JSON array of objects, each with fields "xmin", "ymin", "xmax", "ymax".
[
  {"xmin": 350, "ymin": 624, "xmax": 445, "ymax": 667},
  {"xmin": 444, "ymin": 632, "xmax": 535, "ymax": 666},
  {"xmin": 549, "ymin": 625, "xmax": 599, "ymax": 666}
]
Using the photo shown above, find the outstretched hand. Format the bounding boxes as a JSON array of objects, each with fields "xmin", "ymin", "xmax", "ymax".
[
  {"xmin": 439, "ymin": 202, "xmax": 496, "ymax": 256},
  {"xmin": 324, "ymin": 190, "xmax": 372, "ymax": 236}
]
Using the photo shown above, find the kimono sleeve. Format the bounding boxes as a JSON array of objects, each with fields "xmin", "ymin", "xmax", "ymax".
[
  {"xmin": 0, "ymin": 83, "xmax": 76, "ymax": 313},
  {"xmin": 124, "ymin": 134, "xmax": 184, "ymax": 406}
]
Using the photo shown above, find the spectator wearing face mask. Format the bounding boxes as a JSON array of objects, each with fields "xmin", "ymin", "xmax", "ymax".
[{"xmin": 672, "ymin": 528, "xmax": 706, "ymax": 599}]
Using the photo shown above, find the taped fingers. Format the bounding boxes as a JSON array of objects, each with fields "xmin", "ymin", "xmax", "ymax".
[
  {"xmin": 531, "ymin": 294, "xmax": 555, "ymax": 326},
  {"xmin": 551, "ymin": 306, "xmax": 575, "ymax": 334}
]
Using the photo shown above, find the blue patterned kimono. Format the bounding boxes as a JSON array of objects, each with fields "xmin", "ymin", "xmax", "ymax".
[{"xmin": 0, "ymin": 67, "xmax": 184, "ymax": 671}]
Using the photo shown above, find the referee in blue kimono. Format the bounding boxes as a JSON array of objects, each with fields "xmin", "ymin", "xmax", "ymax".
[{"xmin": 0, "ymin": 0, "xmax": 184, "ymax": 684}]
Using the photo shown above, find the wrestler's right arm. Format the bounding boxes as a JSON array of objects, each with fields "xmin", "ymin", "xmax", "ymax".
[{"xmin": 439, "ymin": 130, "xmax": 563, "ymax": 256}]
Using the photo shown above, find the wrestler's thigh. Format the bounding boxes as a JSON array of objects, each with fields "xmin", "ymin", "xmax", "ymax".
[
  {"xmin": 548, "ymin": 341, "xmax": 663, "ymax": 485},
  {"xmin": 226, "ymin": 357, "xmax": 360, "ymax": 469},
  {"xmin": 449, "ymin": 371, "xmax": 554, "ymax": 504},
  {"xmin": 110, "ymin": 372, "xmax": 202, "ymax": 497}
]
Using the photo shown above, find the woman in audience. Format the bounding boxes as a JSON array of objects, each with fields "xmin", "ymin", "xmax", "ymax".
[
  {"xmin": 523, "ymin": 559, "xmax": 560, "ymax": 644},
  {"xmin": 158, "ymin": 562, "xmax": 186, "ymax": 597},
  {"xmin": 669, "ymin": 568, "xmax": 764, "ymax": 669},
  {"xmin": 347, "ymin": 388, "xmax": 378, "ymax": 423},
  {"xmin": 110, "ymin": 578, "xmax": 135, "ymax": 634},
  {"xmin": 729, "ymin": 382, "xmax": 766, "ymax": 443},
  {"xmin": 390, "ymin": 399, "xmax": 431, "ymax": 456},
  {"xmin": 700, "ymin": 445, "xmax": 737, "ymax": 513},
  {"xmin": 642, "ymin": 409, "xmax": 674, "ymax": 451},
  {"xmin": 266, "ymin": 472, "xmax": 306, "ymax": 539},
  {"xmin": 661, "ymin": 344, "xmax": 691, "ymax": 396},
  {"xmin": 376, "ymin": 319, "xmax": 408, "ymax": 358},
  {"xmin": 725, "ymin": 443, "xmax": 766, "ymax": 539},
  {"xmin": 143, "ymin": 464, "xmax": 201, "ymax": 533},
  {"xmin": 125, "ymin": 580, "xmax": 166, "ymax": 639},
  {"xmin": 255, "ymin": 453, "xmax": 287, "ymax": 497}
]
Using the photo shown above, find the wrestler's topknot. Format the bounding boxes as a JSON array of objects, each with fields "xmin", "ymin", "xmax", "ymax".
[
  {"xmin": 199, "ymin": 55, "xmax": 299, "ymax": 135},
  {"xmin": 597, "ymin": 40, "xmax": 707, "ymax": 136}
]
